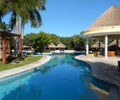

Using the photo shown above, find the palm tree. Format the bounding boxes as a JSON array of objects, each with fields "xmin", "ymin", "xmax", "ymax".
[
  {"xmin": 0, "ymin": 0, "xmax": 46, "ymax": 56},
  {"xmin": 0, "ymin": 0, "xmax": 46, "ymax": 36},
  {"xmin": 72, "ymin": 35, "xmax": 80, "ymax": 49},
  {"xmin": 0, "ymin": 21, "xmax": 11, "ymax": 31},
  {"xmin": 8, "ymin": 0, "xmax": 45, "ymax": 35}
]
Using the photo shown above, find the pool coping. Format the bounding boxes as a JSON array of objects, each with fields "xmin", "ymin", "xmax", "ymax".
[{"xmin": 0, "ymin": 55, "xmax": 51, "ymax": 79}]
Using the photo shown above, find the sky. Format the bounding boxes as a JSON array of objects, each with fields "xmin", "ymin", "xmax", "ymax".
[{"xmin": 4, "ymin": 0, "xmax": 120, "ymax": 37}]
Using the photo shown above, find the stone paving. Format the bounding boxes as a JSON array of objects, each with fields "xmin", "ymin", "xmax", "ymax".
[
  {"xmin": 75, "ymin": 55, "xmax": 120, "ymax": 100},
  {"xmin": 0, "ymin": 55, "xmax": 51, "ymax": 79},
  {"xmin": 75, "ymin": 55, "xmax": 120, "ymax": 86}
]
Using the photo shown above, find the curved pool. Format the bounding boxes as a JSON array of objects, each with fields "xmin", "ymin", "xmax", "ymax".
[{"xmin": 0, "ymin": 54, "xmax": 99, "ymax": 100}]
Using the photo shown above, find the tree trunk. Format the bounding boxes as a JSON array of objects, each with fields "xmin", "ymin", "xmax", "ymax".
[
  {"xmin": 21, "ymin": 22, "xmax": 24, "ymax": 40},
  {"xmin": 14, "ymin": 16, "xmax": 19, "ymax": 57},
  {"xmin": 18, "ymin": 35, "xmax": 22, "ymax": 59}
]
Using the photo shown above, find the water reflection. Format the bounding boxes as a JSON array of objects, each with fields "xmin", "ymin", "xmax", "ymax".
[{"xmin": 39, "ymin": 54, "xmax": 91, "ymax": 74}]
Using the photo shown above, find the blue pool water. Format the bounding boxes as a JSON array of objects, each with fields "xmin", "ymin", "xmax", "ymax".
[{"xmin": 0, "ymin": 54, "xmax": 99, "ymax": 100}]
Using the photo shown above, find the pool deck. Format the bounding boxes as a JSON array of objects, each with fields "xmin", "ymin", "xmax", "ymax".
[
  {"xmin": 0, "ymin": 55, "xmax": 51, "ymax": 79},
  {"xmin": 75, "ymin": 55, "xmax": 120, "ymax": 100}
]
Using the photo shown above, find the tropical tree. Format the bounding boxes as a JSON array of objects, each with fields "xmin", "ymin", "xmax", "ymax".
[
  {"xmin": 23, "ymin": 33, "xmax": 36, "ymax": 47},
  {"xmin": 7, "ymin": 0, "xmax": 46, "ymax": 37},
  {"xmin": 79, "ymin": 37, "xmax": 85, "ymax": 50},
  {"xmin": 33, "ymin": 32, "xmax": 50, "ymax": 52},
  {"xmin": 60, "ymin": 37, "xmax": 73, "ymax": 49},
  {"xmin": 71, "ymin": 34, "xmax": 85, "ymax": 50},
  {"xmin": 19, "ymin": 0, "xmax": 46, "ymax": 39},
  {"xmin": 0, "ymin": 0, "xmax": 46, "ymax": 56},
  {"xmin": 0, "ymin": 0, "xmax": 46, "ymax": 33},
  {"xmin": 48, "ymin": 34, "xmax": 60, "ymax": 45},
  {"xmin": 72, "ymin": 34, "xmax": 80, "ymax": 48},
  {"xmin": 0, "ymin": 21, "xmax": 11, "ymax": 31}
]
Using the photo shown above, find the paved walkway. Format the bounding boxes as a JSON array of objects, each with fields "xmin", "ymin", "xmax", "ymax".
[
  {"xmin": 75, "ymin": 55, "xmax": 120, "ymax": 100},
  {"xmin": 0, "ymin": 55, "xmax": 51, "ymax": 79}
]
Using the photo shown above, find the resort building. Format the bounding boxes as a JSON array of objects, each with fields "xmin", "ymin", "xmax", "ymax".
[{"xmin": 82, "ymin": 5, "xmax": 120, "ymax": 58}]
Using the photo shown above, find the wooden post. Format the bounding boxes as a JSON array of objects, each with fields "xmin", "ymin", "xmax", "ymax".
[
  {"xmin": 2, "ymin": 33, "xmax": 6, "ymax": 64},
  {"xmin": 10, "ymin": 40, "xmax": 12, "ymax": 55},
  {"xmin": 18, "ymin": 35, "xmax": 22, "ymax": 59}
]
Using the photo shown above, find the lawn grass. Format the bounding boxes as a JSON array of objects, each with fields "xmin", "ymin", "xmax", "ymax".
[{"xmin": 0, "ymin": 56, "xmax": 42, "ymax": 71}]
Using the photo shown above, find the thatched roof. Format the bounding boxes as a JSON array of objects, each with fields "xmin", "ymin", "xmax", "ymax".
[
  {"xmin": 48, "ymin": 43, "xmax": 56, "ymax": 48},
  {"xmin": 88, "ymin": 5, "xmax": 120, "ymax": 30},
  {"xmin": 109, "ymin": 40, "xmax": 120, "ymax": 47},
  {"xmin": 91, "ymin": 41, "xmax": 104, "ymax": 48},
  {"xmin": 56, "ymin": 43, "xmax": 66, "ymax": 48}
]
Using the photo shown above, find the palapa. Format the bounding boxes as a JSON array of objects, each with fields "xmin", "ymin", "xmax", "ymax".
[
  {"xmin": 82, "ymin": 5, "xmax": 120, "ymax": 58},
  {"xmin": 91, "ymin": 41, "xmax": 104, "ymax": 48},
  {"xmin": 56, "ymin": 43, "xmax": 66, "ymax": 48},
  {"xmin": 48, "ymin": 43, "xmax": 56, "ymax": 48},
  {"xmin": 109, "ymin": 40, "xmax": 120, "ymax": 47},
  {"xmin": 88, "ymin": 5, "xmax": 120, "ymax": 30}
]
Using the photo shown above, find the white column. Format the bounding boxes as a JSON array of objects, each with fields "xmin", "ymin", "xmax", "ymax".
[
  {"xmin": 86, "ymin": 38, "xmax": 89, "ymax": 55},
  {"xmin": 105, "ymin": 35, "xmax": 108, "ymax": 58}
]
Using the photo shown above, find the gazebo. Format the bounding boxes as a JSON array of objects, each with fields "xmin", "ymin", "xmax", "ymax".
[{"xmin": 82, "ymin": 5, "xmax": 120, "ymax": 58}]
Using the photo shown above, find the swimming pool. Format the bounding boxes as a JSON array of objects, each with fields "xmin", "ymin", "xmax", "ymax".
[{"xmin": 0, "ymin": 54, "xmax": 99, "ymax": 100}]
